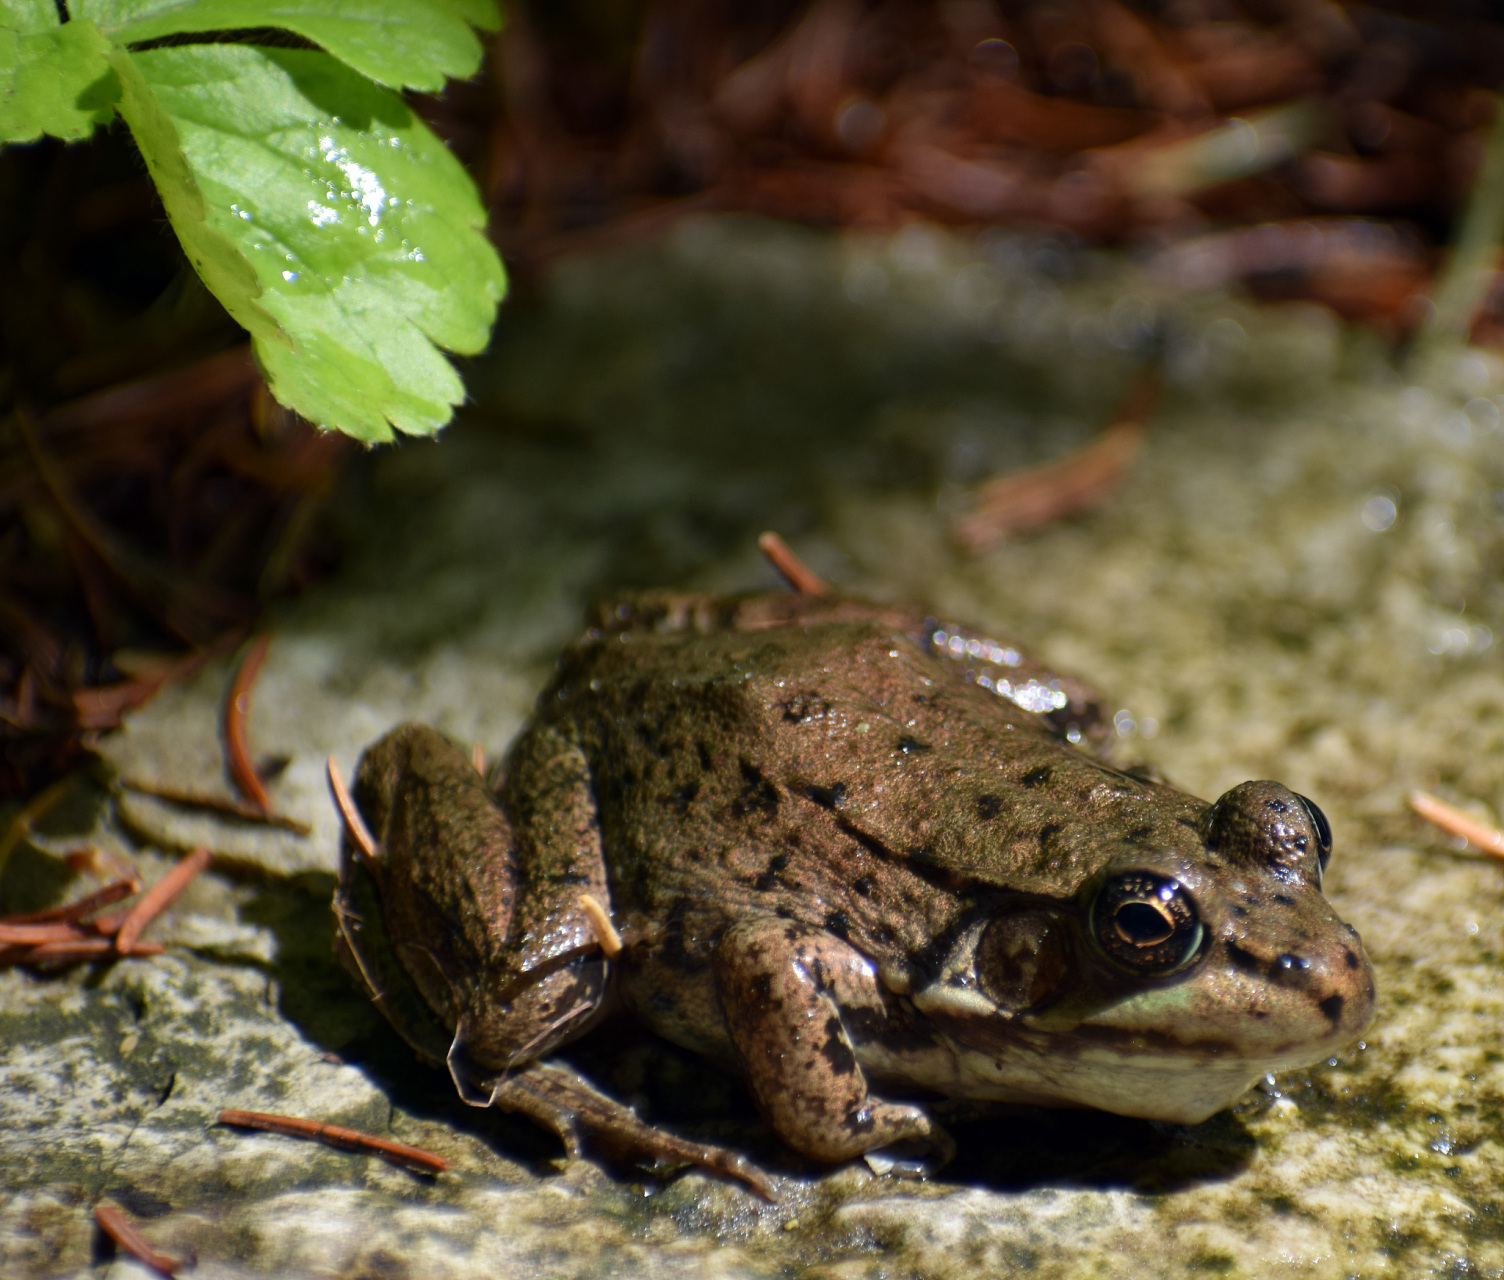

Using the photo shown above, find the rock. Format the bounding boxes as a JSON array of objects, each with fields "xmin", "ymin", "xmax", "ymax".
[{"xmin": 5, "ymin": 218, "xmax": 1503, "ymax": 1278}]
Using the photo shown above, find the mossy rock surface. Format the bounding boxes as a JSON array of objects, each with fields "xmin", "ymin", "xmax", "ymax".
[{"xmin": 6, "ymin": 220, "xmax": 1504, "ymax": 1278}]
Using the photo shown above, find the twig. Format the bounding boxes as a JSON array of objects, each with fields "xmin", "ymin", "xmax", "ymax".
[
  {"xmin": 29, "ymin": 938, "xmax": 163, "ymax": 963},
  {"xmin": 0, "ymin": 921, "xmax": 90, "ymax": 945},
  {"xmin": 1113, "ymin": 99, "xmax": 1325, "ymax": 200},
  {"xmin": 1425, "ymin": 94, "xmax": 1504, "ymax": 342},
  {"xmin": 954, "ymin": 421, "xmax": 1145, "ymax": 548},
  {"xmin": 120, "ymin": 779, "xmax": 312, "ymax": 836},
  {"xmin": 0, "ymin": 877, "xmax": 138, "ymax": 924},
  {"xmin": 472, "ymin": 742, "xmax": 486, "ymax": 776},
  {"xmin": 114, "ymin": 847, "xmax": 211, "ymax": 955},
  {"xmin": 578, "ymin": 894, "xmax": 623, "ymax": 957},
  {"xmin": 224, "ymin": 635, "xmax": 272, "ymax": 812},
  {"xmin": 757, "ymin": 531, "xmax": 828, "ymax": 595},
  {"xmin": 1410, "ymin": 790, "xmax": 1504, "ymax": 857},
  {"xmin": 954, "ymin": 374, "xmax": 1158, "ymax": 551},
  {"xmin": 327, "ymin": 755, "xmax": 379, "ymax": 871},
  {"xmin": 74, "ymin": 632, "xmax": 242, "ymax": 732},
  {"xmin": 217, "ymin": 1109, "xmax": 450, "ymax": 1174},
  {"xmin": 93, "ymin": 1203, "xmax": 180, "ymax": 1278}
]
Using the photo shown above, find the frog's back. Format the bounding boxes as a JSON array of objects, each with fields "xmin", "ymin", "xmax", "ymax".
[{"xmin": 539, "ymin": 593, "xmax": 1204, "ymax": 966}]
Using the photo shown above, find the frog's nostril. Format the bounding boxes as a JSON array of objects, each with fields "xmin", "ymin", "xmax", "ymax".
[{"xmin": 1271, "ymin": 952, "xmax": 1318, "ymax": 988}]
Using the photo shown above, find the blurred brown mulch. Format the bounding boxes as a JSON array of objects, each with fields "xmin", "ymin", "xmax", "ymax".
[
  {"xmin": 425, "ymin": 0, "xmax": 1504, "ymax": 333},
  {"xmin": 8, "ymin": 0, "xmax": 1504, "ymax": 797},
  {"xmin": 0, "ymin": 141, "xmax": 350, "ymax": 797}
]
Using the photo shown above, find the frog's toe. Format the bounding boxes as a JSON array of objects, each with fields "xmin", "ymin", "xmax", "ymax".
[{"xmin": 860, "ymin": 1110, "xmax": 956, "ymax": 1178}]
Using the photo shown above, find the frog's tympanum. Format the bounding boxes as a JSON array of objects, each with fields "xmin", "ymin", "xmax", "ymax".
[{"xmin": 334, "ymin": 580, "xmax": 1375, "ymax": 1195}]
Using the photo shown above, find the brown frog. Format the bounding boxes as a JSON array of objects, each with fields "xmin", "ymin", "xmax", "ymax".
[{"xmin": 332, "ymin": 557, "xmax": 1375, "ymax": 1196}]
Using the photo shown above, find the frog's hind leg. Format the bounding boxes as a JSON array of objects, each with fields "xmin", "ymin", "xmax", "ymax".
[{"xmin": 714, "ymin": 917, "xmax": 955, "ymax": 1168}]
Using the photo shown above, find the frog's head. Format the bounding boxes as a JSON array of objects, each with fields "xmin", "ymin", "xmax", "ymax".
[{"xmin": 918, "ymin": 781, "xmax": 1375, "ymax": 1124}]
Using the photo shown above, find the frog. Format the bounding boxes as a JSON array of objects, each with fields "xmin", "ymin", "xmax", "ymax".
[{"xmin": 331, "ymin": 547, "xmax": 1375, "ymax": 1197}]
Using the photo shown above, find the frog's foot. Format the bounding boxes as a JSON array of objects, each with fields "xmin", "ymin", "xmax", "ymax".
[
  {"xmin": 486, "ymin": 1060, "xmax": 778, "ymax": 1201},
  {"xmin": 715, "ymin": 917, "xmax": 947, "ymax": 1169}
]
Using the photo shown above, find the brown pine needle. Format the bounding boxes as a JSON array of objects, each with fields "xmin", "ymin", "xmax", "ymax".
[
  {"xmin": 1410, "ymin": 790, "xmax": 1504, "ymax": 857},
  {"xmin": 94, "ymin": 1203, "xmax": 181, "ymax": 1278},
  {"xmin": 953, "ymin": 419, "xmax": 1146, "ymax": 550},
  {"xmin": 121, "ymin": 779, "xmax": 312, "ymax": 836},
  {"xmin": 0, "ymin": 921, "xmax": 92, "ymax": 945},
  {"xmin": 225, "ymin": 634, "xmax": 272, "ymax": 812},
  {"xmin": 578, "ymin": 893, "xmax": 623, "ymax": 957},
  {"xmin": 27, "ymin": 938, "xmax": 163, "ymax": 963},
  {"xmin": 327, "ymin": 755, "xmax": 379, "ymax": 871},
  {"xmin": 758, "ymin": 531, "xmax": 828, "ymax": 595},
  {"xmin": 954, "ymin": 371, "xmax": 1159, "ymax": 551},
  {"xmin": 472, "ymin": 742, "xmax": 486, "ymax": 775},
  {"xmin": 0, "ymin": 877, "xmax": 139, "ymax": 925},
  {"xmin": 217, "ymin": 1109, "xmax": 450, "ymax": 1174},
  {"xmin": 114, "ymin": 847, "xmax": 211, "ymax": 955}
]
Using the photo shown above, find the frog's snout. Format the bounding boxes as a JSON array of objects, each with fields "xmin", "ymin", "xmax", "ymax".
[{"xmin": 1223, "ymin": 916, "xmax": 1376, "ymax": 1048}]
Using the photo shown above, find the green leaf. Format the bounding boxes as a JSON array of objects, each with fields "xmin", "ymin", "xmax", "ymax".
[
  {"xmin": 77, "ymin": 0, "xmax": 501, "ymax": 92},
  {"xmin": 0, "ymin": 13, "xmax": 118, "ymax": 142},
  {"xmin": 122, "ymin": 43, "xmax": 505, "ymax": 441},
  {"xmin": 4, "ymin": 0, "xmax": 67, "ymax": 34},
  {"xmin": 107, "ymin": 46, "xmax": 286, "ymax": 346}
]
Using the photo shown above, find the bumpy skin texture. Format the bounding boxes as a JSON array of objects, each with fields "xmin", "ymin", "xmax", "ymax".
[{"xmin": 341, "ymin": 590, "xmax": 1377, "ymax": 1170}]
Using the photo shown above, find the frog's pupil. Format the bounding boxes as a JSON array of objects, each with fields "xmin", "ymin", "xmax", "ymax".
[{"xmin": 1115, "ymin": 901, "xmax": 1174, "ymax": 946}]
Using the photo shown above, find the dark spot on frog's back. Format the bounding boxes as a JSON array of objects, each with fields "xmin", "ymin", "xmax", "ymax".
[
  {"xmin": 670, "ymin": 781, "xmax": 700, "ymax": 813},
  {"xmin": 976, "ymin": 794, "xmax": 1002, "ymax": 820},
  {"xmin": 754, "ymin": 853, "xmax": 789, "ymax": 892},
  {"xmin": 824, "ymin": 909, "xmax": 852, "ymax": 940},
  {"xmin": 1343, "ymin": 948, "xmax": 1359, "ymax": 970},
  {"xmin": 821, "ymin": 1018, "xmax": 857, "ymax": 1075},
  {"xmin": 896, "ymin": 735, "xmax": 931, "ymax": 754},
  {"xmin": 806, "ymin": 782, "xmax": 847, "ymax": 810},
  {"xmin": 1318, "ymin": 994, "xmax": 1345, "ymax": 1025},
  {"xmin": 733, "ymin": 760, "xmax": 780, "ymax": 819},
  {"xmin": 1021, "ymin": 765, "xmax": 1052, "ymax": 788}
]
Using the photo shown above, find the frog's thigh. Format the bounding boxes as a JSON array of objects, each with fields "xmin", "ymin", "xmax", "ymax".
[{"xmin": 715, "ymin": 917, "xmax": 940, "ymax": 1163}]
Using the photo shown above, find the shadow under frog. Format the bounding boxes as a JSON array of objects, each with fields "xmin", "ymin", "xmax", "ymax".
[{"xmin": 331, "ymin": 583, "xmax": 1375, "ymax": 1197}]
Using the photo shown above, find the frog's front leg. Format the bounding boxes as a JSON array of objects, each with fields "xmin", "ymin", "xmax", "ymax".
[{"xmin": 715, "ymin": 918, "xmax": 954, "ymax": 1166}]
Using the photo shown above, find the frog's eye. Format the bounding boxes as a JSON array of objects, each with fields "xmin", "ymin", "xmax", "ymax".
[
  {"xmin": 1091, "ymin": 872, "xmax": 1203, "ymax": 976},
  {"xmin": 1293, "ymin": 793, "xmax": 1332, "ymax": 876}
]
